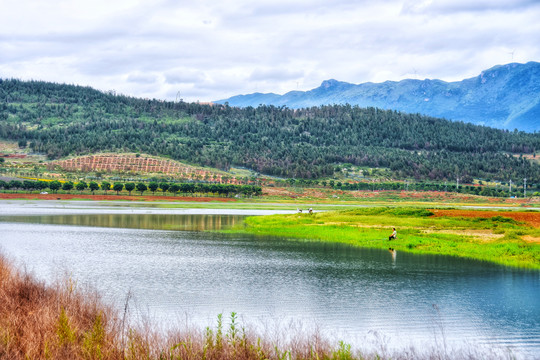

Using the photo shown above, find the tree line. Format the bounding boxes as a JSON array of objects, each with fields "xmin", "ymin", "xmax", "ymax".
[
  {"xmin": 2, "ymin": 78, "xmax": 540, "ymax": 182},
  {"xmin": 4, "ymin": 177, "xmax": 530, "ymax": 198},
  {"xmin": 0, "ymin": 179, "xmax": 262, "ymax": 197},
  {"xmin": 329, "ymin": 180, "xmax": 531, "ymax": 198}
]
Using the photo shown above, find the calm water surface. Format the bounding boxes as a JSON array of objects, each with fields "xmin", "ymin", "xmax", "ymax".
[{"xmin": 0, "ymin": 201, "xmax": 538, "ymax": 358}]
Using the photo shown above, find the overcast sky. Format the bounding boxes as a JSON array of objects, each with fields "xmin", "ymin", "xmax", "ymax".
[{"xmin": 1, "ymin": 0, "xmax": 539, "ymax": 102}]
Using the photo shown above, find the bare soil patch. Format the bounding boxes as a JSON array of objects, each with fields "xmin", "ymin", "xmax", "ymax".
[
  {"xmin": 522, "ymin": 235, "xmax": 540, "ymax": 243},
  {"xmin": 421, "ymin": 228, "xmax": 505, "ymax": 242}
]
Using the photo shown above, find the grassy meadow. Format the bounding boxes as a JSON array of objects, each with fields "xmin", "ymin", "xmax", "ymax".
[{"xmin": 226, "ymin": 207, "xmax": 540, "ymax": 269}]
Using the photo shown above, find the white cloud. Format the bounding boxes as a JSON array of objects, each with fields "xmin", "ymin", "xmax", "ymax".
[
  {"xmin": 127, "ymin": 72, "xmax": 159, "ymax": 84},
  {"xmin": 0, "ymin": 0, "xmax": 539, "ymax": 102},
  {"xmin": 401, "ymin": 0, "xmax": 539, "ymax": 15},
  {"xmin": 249, "ymin": 68, "xmax": 304, "ymax": 82}
]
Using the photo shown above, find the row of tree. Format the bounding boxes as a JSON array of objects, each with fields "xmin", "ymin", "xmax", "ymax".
[
  {"xmin": 331, "ymin": 180, "xmax": 530, "ymax": 197},
  {"xmin": 1, "ymin": 176, "xmax": 534, "ymax": 198},
  {"xmin": 3, "ymin": 78, "xmax": 540, "ymax": 182},
  {"xmin": 0, "ymin": 179, "xmax": 262, "ymax": 197}
]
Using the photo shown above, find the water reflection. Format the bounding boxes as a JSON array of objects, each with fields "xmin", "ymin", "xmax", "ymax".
[
  {"xmin": 0, "ymin": 212, "xmax": 538, "ymax": 358},
  {"xmin": 0, "ymin": 213, "xmax": 246, "ymax": 231},
  {"xmin": 388, "ymin": 247, "xmax": 397, "ymax": 264}
]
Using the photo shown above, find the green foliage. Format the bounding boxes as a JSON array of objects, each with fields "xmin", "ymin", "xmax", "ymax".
[
  {"xmin": 82, "ymin": 312, "xmax": 105, "ymax": 359},
  {"xmin": 333, "ymin": 341, "xmax": 354, "ymax": 360},
  {"xmin": 148, "ymin": 181, "xmax": 159, "ymax": 194},
  {"xmin": 490, "ymin": 216, "xmax": 519, "ymax": 224},
  {"xmin": 101, "ymin": 181, "xmax": 111, "ymax": 192},
  {"xmin": 389, "ymin": 208, "xmax": 434, "ymax": 217},
  {"xmin": 2, "ymin": 79, "xmax": 540, "ymax": 181},
  {"xmin": 124, "ymin": 182, "xmax": 135, "ymax": 195},
  {"xmin": 168, "ymin": 184, "xmax": 180, "ymax": 195},
  {"xmin": 158, "ymin": 182, "xmax": 169, "ymax": 193},
  {"xmin": 227, "ymin": 312, "xmax": 239, "ymax": 346},
  {"xmin": 136, "ymin": 182, "xmax": 147, "ymax": 195},
  {"xmin": 113, "ymin": 182, "xmax": 123, "ymax": 194},
  {"xmin": 88, "ymin": 181, "xmax": 99, "ymax": 194},
  {"xmin": 344, "ymin": 207, "xmax": 434, "ymax": 217},
  {"xmin": 36, "ymin": 180, "xmax": 48, "ymax": 190},
  {"xmin": 62, "ymin": 181, "xmax": 74, "ymax": 192},
  {"xmin": 22, "ymin": 180, "xmax": 35, "ymax": 190},
  {"xmin": 8, "ymin": 180, "xmax": 21, "ymax": 191},
  {"xmin": 57, "ymin": 307, "xmax": 76, "ymax": 346},
  {"xmin": 216, "ymin": 313, "xmax": 223, "ymax": 350},
  {"xmin": 49, "ymin": 180, "xmax": 61, "ymax": 193},
  {"xmin": 75, "ymin": 181, "xmax": 88, "ymax": 192}
]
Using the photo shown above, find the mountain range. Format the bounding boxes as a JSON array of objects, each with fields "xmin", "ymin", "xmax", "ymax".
[{"xmin": 217, "ymin": 62, "xmax": 540, "ymax": 132}]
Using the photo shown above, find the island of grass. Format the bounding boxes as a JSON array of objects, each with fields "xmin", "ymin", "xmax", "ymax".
[{"xmin": 226, "ymin": 207, "xmax": 540, "ymax": 269}]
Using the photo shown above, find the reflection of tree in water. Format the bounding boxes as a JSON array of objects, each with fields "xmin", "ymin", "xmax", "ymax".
[{"xmin": 8, "ymin": 214, "xmax": 246, "ymax": 231}]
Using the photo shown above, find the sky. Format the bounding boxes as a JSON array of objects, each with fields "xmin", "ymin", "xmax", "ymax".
[{"xmin": 1, "ymin": 0, "xmax": 539, "ymax": 102}]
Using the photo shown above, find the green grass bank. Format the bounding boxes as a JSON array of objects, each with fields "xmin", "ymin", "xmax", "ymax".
[{"xmin": 226, "ymin": 207, "xmax": 540, "ymax": 269}]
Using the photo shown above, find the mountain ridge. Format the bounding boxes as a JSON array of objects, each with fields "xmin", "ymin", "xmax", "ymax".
[{"xmin": 217, "ymin": 61, "xmax": 540, "ymax": 132}]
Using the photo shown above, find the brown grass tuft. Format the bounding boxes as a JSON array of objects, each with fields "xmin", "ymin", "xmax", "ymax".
[{"xmin": 0, "ymin": 253, "xmax": 121, "ymax": 359}]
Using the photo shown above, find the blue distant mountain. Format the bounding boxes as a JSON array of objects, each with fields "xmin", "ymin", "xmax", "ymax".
[{"xmin": 216, "ymin": 62, "xmax": 540, "ymax": 132}]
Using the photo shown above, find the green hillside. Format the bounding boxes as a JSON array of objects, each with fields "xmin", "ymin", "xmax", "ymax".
[{"xmin": 1, "ymin": 78, "xmax": 540, "ymax": 182}]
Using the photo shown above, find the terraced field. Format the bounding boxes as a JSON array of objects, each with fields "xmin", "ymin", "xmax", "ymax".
[{"xmin": 47, "ymin": 153, "xmax": 241, "ymax": 183}]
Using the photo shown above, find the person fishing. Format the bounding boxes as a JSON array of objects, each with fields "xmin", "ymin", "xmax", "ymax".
[{"xmin": 389, "ymin": 227, "xmax": 397, "ymax": 241}]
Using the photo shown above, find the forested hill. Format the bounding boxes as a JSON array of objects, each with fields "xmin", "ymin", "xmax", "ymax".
[{"xmin": 1, "ymin": 78, "xmax": 540, "ymax": 182}]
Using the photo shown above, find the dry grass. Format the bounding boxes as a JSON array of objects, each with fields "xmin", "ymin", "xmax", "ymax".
[
  {"xmin": 420, "ymin": 229, "xmax": 506, "ymax": 242},
  {"xmin": 0, "ymin": 253, "xmax": 122, "ymax": 359},
  {"xmin": 0, "ymin": 253, "xmax": 519, "ymax": 360}
]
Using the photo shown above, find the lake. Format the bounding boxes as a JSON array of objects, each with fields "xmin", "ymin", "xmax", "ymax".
[{"xmin": 0, "ymin": 201, "xmax": 538, "ymax": 358}]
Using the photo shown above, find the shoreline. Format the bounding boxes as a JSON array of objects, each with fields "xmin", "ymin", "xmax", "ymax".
[
  {"xmin": 225, "ymin": 207, "xmax": 540, "ymax": 270},
  {"xmin": 1, "ymin": 198, "xmax": 538, "ymax": 269}
]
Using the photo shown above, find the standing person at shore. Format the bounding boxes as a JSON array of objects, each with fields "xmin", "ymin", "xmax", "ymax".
[{"xmin": 389, "ymin": 227, "xmax": 397, "ymax": 241}]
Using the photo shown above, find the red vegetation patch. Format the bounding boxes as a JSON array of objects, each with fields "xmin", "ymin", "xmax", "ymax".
[
  {"xmin": 431, "ymin": 209, "xmax": 540, "ymax": 228},
  {"xmin": 0, "ymin": 193, "xmax": 236, "ymax": 202},
  {"xmin": 0, "ymin": 154, "xmax": 27, "ymax": 158}
]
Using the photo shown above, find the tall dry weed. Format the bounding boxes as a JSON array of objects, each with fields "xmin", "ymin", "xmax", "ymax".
[
  {"xmin": 0, "ymin": 253, "xmax": 122, "ymax": 359},
  {"xmin": 0, "ymin": 253, "xmax": 519, "ymax": 360}
]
